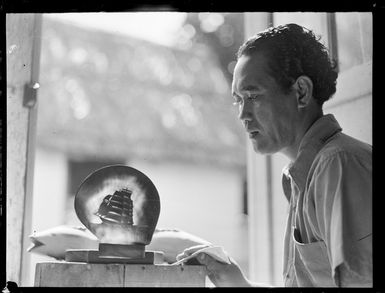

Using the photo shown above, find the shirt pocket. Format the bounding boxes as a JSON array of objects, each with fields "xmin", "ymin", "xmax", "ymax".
[{"xmin": 293, "ymin": 229, "xmax": 335, "ymax": 287}]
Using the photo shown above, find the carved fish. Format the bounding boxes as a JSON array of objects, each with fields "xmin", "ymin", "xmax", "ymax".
[
  {"xmin": 27, "ymin": 225, "xmax": 98, "ymax": 259},
  {"xmin": 27, "ymin": 226, "xmax": 210, "ymax": 263}
]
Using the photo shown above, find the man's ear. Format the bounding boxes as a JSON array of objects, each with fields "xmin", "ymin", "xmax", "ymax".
[{"xmin": 293, "ymin": 75, "xmax": 313, "ymax": 108}]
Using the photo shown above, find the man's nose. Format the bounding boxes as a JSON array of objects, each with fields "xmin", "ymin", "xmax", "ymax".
[{"xmin": 238, "ymin": 102, "xmax": 252, "ymax": 122}]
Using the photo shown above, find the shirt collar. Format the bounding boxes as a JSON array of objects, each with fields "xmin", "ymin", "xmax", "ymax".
[{"xmin": 283, "ymin": 114, "xmax": 342, "ymax": 195}]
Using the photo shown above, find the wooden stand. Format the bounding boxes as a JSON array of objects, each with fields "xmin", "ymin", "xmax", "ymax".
[
  {"xmin": 65, "ymin": 243, "xmax": 163, "ymax": 264},
  {"xmin": 34, "ymin": 262, "xmax": 207, "ymax": 287},
  {"xmin": 65, "ymin": 249, "xmax": 164, "ymax": 264}
]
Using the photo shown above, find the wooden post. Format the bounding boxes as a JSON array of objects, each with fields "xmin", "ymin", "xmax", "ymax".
[{"xmin": 6, "ymin": 13, "xmax": 42, "ymax": 285}]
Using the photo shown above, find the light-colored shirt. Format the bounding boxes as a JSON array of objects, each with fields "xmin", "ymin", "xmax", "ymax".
[{"xmin": 282, "ymin": 114, "xmax": 372, "ymax": 287}]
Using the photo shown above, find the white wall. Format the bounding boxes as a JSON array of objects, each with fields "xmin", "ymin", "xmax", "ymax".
[
  {"xmin": 130, "ymin": 159, "xmax": 249, "ymax": 276},
  {"xmin": 23, "ymin": 148, "xmax": 68, "ymax": 286}
]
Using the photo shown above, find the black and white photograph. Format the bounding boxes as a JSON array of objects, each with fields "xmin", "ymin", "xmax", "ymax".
[{"xmin": 4, "ymin": 8, "xmax": 374, "ymax": 289}]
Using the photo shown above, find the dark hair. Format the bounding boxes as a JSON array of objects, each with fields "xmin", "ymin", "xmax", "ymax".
[{"xmin": 237, "ymin": 23, "xmax": 338, "ymax": 105}]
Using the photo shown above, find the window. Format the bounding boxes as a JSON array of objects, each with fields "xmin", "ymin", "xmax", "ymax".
[
  {"xmin": 335, "ymin": 12, "xmax": 372, "ymax": 72},
  {"xmin": 273, "ymin": 13, "xmax": 340, "ymax": 69},
  {"xmin": 273, "ymin": 12, "xmax": 373, "ymax": 73},
  {"xmin": 273, "ymin": 13, "xmax": 330, "ymax": 48}
]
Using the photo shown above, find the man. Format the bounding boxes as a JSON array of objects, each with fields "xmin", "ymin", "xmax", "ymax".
[{"xmin": 176, "ymin": 23, "xmax": 372, "ymax": 287}]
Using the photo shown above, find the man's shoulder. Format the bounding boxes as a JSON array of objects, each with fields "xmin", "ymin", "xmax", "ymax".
[
  {"xmin": 310, "ymin": 132, "xmax": 372, "ymax": 174},
  {"xmin": 317, "ymin": 132, "xmax": 372, "ymax": 162},
  {"xmin": 305, "ymin": 132, "xmax": 372, "ymax": 201}
]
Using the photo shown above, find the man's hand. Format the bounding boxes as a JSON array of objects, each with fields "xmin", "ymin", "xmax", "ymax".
[
  {"xmin": 176, "ymin": 244, "xmax": 251, "ymax": 287},
  {"xmin": 147, "ymin": 228, "xmax": 211, "ymax": 263}
]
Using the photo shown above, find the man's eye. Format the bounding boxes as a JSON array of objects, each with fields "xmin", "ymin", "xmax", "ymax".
[{"xmin": 247, "ymin": 95, "xmax": 259, "ymax": 100}]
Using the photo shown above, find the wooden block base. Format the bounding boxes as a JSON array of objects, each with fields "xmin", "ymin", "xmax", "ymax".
[
  {"xmin": 35, "ymin": 262, "xmax": 207, "ymax": 287},
  {"xmin": 65, "ymin": 249, "xmax": 164, "ymax": 264}
]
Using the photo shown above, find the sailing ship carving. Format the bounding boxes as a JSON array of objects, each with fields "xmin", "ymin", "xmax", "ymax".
[{"xmin": 95, "ymin": 188, "xmax": 134, "ymax": 226}]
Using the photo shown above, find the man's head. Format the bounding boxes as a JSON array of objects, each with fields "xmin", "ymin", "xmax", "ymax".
[
  {"xmin": 232, "ymin": 23, "xmax": 338, "ymax": 157},
  {"xmin": 236, "ymin": 23, "xmax": 338, "ymax": 105}
]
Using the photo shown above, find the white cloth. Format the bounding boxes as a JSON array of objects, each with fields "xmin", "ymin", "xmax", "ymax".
[{"xmin": 173, "ymin": 245, "xmax": 231, "ymax": 265}]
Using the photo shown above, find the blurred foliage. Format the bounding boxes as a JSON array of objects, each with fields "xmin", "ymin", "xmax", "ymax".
[
  {"xmin": 179, "ymin": 13, "xmax": 245, "ymax": 84},
  {"xmin": 36, "ymin": 17, "xmax": 246, "ymax": 167}
]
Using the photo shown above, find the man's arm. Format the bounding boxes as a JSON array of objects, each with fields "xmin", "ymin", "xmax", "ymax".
[
  {"xmin": 310, "ymin": 151, "xmax": 372, "ymax": 287},
  {"xmin": 335, "ymin": 261, "xmax": 373, "ymax": 287}
]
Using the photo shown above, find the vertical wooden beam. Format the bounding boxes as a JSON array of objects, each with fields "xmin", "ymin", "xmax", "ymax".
[
  {"xmin": 243, "ymin": 13, "xmax": 274, "ymax": 285},
  {"xmin": 20, "ymin": 14, "xmax": 43, "ymax": 286},
  {"xmin": 6, "ymin": 13, "xmax": 42, "ymax": 285},
  {"xmin": 265, "ymin": 155, "xmax": 275, "ymax": 284},
  {"xmin": 327, "ymin": 13, "xmax": 339, "ymax": 72}
]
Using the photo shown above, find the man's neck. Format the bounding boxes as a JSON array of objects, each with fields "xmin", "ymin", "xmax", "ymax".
[{"xmin": 281, "ymin": 110, "xmax": 323, "ymax": 162}]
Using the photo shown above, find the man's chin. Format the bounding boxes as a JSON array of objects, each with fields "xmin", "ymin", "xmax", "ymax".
[{"xmin": 252, "ymin": 141, "xmax": 276, "ymax": 155}]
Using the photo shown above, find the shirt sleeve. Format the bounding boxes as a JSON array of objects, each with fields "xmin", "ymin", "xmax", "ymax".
[{"xmin": 309, "ymin": 151, "xmax": 372, "ymax": 287}]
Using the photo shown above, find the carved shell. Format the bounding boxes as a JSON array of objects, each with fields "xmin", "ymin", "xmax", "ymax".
[{"xmin": 95, "ymin": 188, "xmax": 134, "ymax": 226}]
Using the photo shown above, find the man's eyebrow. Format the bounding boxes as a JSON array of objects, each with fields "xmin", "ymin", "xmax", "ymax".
[
  {"xmin": 233, "ymin": 86, "xmax": 261, "ymax": 97},
  {"xmin": 232, "ymin": 85, "xmax": 262, "ymax": 98},
  {"xmin": 241, "ymin": 85, "xmax": 261, "ymax": 91}
]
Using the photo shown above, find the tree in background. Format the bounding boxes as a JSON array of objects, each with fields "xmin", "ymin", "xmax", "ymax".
[{"xmin": 176, "ymin": 13, "xmax": 245, "ymax": 84}]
